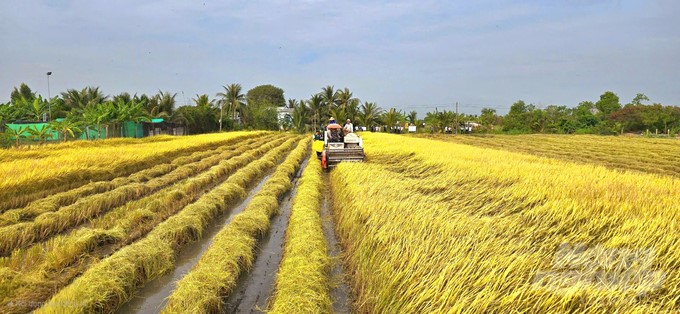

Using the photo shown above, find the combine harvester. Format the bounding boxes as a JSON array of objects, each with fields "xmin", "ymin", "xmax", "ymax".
[{"xmin": 313, "ymin": 123, "xmax": 365, "ymax": 170}]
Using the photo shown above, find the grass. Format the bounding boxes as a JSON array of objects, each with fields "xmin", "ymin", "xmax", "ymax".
[
  {"xmin": 162, "ymin": 137, "xmax": 310, "ymax": 313},
  {"xmin": 269, "ymin": 158, "xmax": 333, "ymax": 314},
  {"xmin": 32, "ymin": 136, "xmax": 302, "ymax": 314}
]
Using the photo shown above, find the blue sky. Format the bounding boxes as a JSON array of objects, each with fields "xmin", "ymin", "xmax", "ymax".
[{"xmin": 1, "ymin": 0, "xmax": 678, "ymax": 115}]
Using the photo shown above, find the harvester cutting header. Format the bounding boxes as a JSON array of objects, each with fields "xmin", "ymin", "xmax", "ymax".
[{"xmin": 313, "ymin": 117, "xmax": 365, "ymax": 170}]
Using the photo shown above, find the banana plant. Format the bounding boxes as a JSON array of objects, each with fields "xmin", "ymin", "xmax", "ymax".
[
  {"xmin": 26, "ymin": 125, "xmax": 54, "ymax": 144},
  {"xmin": 48, "ymin": 119, "xmax": 81, "ymax": 142},
  {"xmin": 5, "ymin": 125, "xmax": 30, "ymax": 147}
]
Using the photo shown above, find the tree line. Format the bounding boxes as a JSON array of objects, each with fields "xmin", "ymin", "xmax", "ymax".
[
  {"xmin": 491, "ymin": 92, "xmax": 680, "ymax": 135},
  {"xmin": 2, "ymin": 83, "xmax": 678, "ymax": 148}
]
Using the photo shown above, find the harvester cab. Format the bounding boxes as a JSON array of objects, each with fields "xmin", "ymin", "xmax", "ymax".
[{"xmin": 320, "ymin": 123, "xmax": 365, "ymax": 170}]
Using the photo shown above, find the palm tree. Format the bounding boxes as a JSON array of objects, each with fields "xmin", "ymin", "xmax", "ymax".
[
  {"xmin": 347, "ymin": 99, "xmax": 360, "ymax": 122},
  {"xmin": 287, "ymin": 99, "xmax": 298, "ymax": 109},
  {"xmin": 320, "ymin": 85, "xmax": 339, "ymax": 114},
  {"xmin": 291, "ymin": 100, "xmax": 309, "ymax": 133},
  {"xmin": 307, "ymin": 94, "xmax": 324, "ymax": 131},
  {"xmin": 425, "ymin": 110, "xmax": 455, "ymax": 133},
  {"xmin": 114, "ymin": 98, "xmax": 150, "ymax": 137},
  {"xmin": 61, "ymin": 89, "xmax": 86, "ymax": 111},
  {"xmin": 382, "ymin": 108, "xmax": 402, "ymax": 132},
  {"xmin": 84, "ymin": 87, "xmax": 107, "ymax": 106},
  {"xmin": 10, "ymin": 83, "xmax": 36, "ymax": 103},
  {"xmin": 407, "ymin": 111, "xmax": 418, "ymax": 125},
  {"xmin": 154, "ymin": 90, "xmax": 176, "ymax": 116},
  {"xmin": 61, "ymin": 87, "xmax": 107, "ymax": 111},
  {"xmin": 358, "ymin": 102, "xmax": 383, "ymax": 130},
  {"xmin": 193, "ymin": 94, "xmax": 215, "ymax": 109},
  {"xmin": 112, "ymin": 92, "xmax": 132, "ymax": 104},
  {"xmin": 330, "ymin": 106, "xmax": 347, "ymax": 125},
  {"xmin": 336, "ymin": 87, "xmax": 359, "ymax": 111},
  {"xmin": 216, "ymin": 83, "xmax": 246, "ymax": 131}
]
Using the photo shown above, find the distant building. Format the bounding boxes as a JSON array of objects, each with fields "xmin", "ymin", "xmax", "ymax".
[{"xmin": 277, "ymin": 107, "xmax": 293, "ymax": 129}]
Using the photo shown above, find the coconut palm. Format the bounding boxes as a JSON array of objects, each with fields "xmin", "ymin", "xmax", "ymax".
[
  {"xmin": 407, "ymin": 111, "xmax": 418, "ymax": 125},
  {"xmin": 193, "ymin": 94, "xmax": 216, "ymax": 109},
  {"xmin": 336, "ymin": 87, "xmax": 359, "ymax": 111},
  {"xmin": 347, "ymin": 99, "xmax": 360, "ymax": 122},
  {"xmin": 307, "ymin": 94, "xmax": 324, "ymax": 131},
  {"xmin": 330, "ymin": 106, "xmax": 347, "ymax": 125},
  {"xmin": 291, "ymin": 100, "xmax": 309, "ymax": 133},
  {"xmin": 382, "ymin": 108, "xmax": 403, "ymax": 132},
  {"xmin": 216, "ymin": 83, "xmax": 246, "ymax": 131},
  {"xmin": 320, "ymin": 85, "xmax": 339, "ymax": 113},
  {"xmin": 357, "ymin": 102, "xmax": 383, "ymax": 129},
  {"xmin": 10, "ymin": 83, "xmax": 36, "ymax": 103},
  {"xmin": 154, "ymin": 90, "xmax": 176, "ymax": 116},
  {"xmin": 112, "ymin": 92, "xmax": 132, "ymax": 104},
  {"xmin": 61, "ymin": 87, "xmax": 107, "ymax": 111}
]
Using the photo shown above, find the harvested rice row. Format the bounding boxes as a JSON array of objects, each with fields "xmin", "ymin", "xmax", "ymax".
[
  {"xmin": 162, "ymin": 137, "xmax": 311, "ymax": 313},
  {"xmin": 332, "ymin": 133, "xmax": 680, "ymax": 313},
  {"xmin": 269, "ymin": 158, "xmax": 332, "ymax": 314},
  {"xmin": 0, "ymin": 131, "xmax": 267, "ymax": 212},
  {"xmin": 0, "ymin": 137, "xmax": 293, "ymax": 314},
  {"xmin": 33, "ymin": 136, "xmax": 302, "ymax": 314},
  {"xmin": 0, "ymin": 134, "xmax": 284, "ymax": 256},
  {"xmin": 1, "ymin": 134, "xmax": 282, "ymax": 272},
  {"xmin": 0, "ymin": 134, "xmax": 268, "ymax": 227}
]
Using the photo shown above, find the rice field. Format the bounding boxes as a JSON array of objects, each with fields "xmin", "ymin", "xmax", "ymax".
[
  {"xmin": 332, "ymin": 133, "xmax": 680, "ymax": 313},
  {"xmin": 417, "ymin": 133, "xmax": 680, "ymax": 177},
  {"xmin": 1, "ymin": 131, "xmax": 678, "ymax": 313}
]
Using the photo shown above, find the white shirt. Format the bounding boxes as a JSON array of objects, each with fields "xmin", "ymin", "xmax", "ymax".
[{"xmin": 344, "ymin": 123, "xmax": 353, "ymax": 133}]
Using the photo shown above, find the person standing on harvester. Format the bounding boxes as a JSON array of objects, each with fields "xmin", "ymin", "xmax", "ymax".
[{"xmin": 344, "ymin": 119, "xmax": 353, "ymax": 134}]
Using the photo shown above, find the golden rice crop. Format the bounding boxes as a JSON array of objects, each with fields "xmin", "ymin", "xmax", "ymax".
[
  {"xmin": 0, "ymin": 135, "xmax": 284, "ymax": 256},
  {"xmin": 269, "ymin": 158, "xmax": 333, "ymax": 314},
  {"xmin": 0, "ymin": 134, "xmax": 264, "ymax": 227},
  {"xmin": 162, "ymin": 137, "xmax": 310, "ymax": 313},
  {"xmin": 0, "ymin": 131, "xmax": 267, "ymax": 211},
  {"xmin": 0, "ymin": 135, "xmax": 288, "ymax": 313},
  {"xmin": 33, "ymin": 136, "xmax": 301, "ymax": 314},
  {"xmin": 419, "ymin": 133, "xmax": 680, "ymax": 177},
  {"xmin": 331, "ymin": 132, "xmax": 680, "ymax": 313}
]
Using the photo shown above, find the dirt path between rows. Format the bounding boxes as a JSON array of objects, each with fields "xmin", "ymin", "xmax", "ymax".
[
  {"xmin": 320, "ymin": 175, "xmax": 352, "ymax": 313},
  {"xmin": 224, "ymin": 157, "xmax": 309, "ymax": 313},
  {"xmin": 117, "ymin": 171, "xmax": 275, "ymax": 314}
]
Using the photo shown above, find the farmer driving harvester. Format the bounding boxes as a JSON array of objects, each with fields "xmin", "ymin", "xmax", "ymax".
[{"xmin": 318, "ymin": 117, "xmax": 365, "ymax": 169}]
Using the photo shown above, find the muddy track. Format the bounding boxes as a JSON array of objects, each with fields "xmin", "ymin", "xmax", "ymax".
[
  {"xmin": 224, "ymin": 157, "xmax": 310, "ymax": 314},
  {"xmin": 321, "ymin": 174, "xmax": 352, "ymax": 313},
  {"xmin": 117, "ymin": 172, "xmax": 275, "ymax": 314}
]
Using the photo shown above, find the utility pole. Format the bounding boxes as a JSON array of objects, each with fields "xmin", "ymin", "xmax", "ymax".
[
  {"xmin": 46, "ymin": 72, "xmax": 52, "ymax": 120},
  {"xmin": 455, "ymin": 102, "xmax": 459, "ymax": 135}
]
